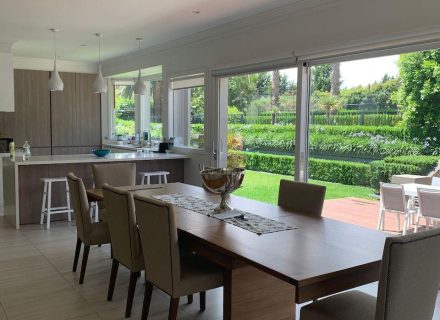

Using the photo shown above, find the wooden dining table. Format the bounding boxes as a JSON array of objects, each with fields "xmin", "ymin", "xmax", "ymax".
[{"xmin": 87, "ymin": 182, "xmax": 389, "ymax": 320}]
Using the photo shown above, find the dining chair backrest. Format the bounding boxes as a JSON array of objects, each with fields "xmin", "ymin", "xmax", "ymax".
[
  {"xmin": 278, "ymin": 180, "xmax": 326, "ymax": 216},
  {"xmin": 92, "ymin": 163, "xmax": 136, "ymax": 189},
  {"xmin": 431, "ymin": 176, "xmax": 440, "ymax": 186},
  {"xmin": 375, "ymin": 228, "xmax": 440, "ymax": 320},
  {"xmin": 380, "ymin": 183, "xmax": 406, "ymax": 212},
  {"xmin": 67, "ymin": 173, "xmax": 92, "ymax": 240},
  {"xmin": 102, "ymin": 184, "xmax": 141, "ymax": 269},
  {"xmin": 134, "ymin": 194, "xmax": 180, "ymax": 295},
  {"xmin": 417, "ymin": 188, "xmax": 440, "ymax": 220}
]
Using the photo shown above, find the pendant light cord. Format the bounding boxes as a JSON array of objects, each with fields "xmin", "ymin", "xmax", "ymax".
[{"xmin": 53, "ymin": 31, "xmax": 57, "ymax": 65}]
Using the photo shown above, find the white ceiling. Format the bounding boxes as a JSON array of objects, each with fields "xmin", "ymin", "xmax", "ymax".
[{"xmin": 0, "ymin": 0, "xmax": 297, "ymax": 62}]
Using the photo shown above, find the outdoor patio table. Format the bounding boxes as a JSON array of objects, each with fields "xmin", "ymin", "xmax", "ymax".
[{"xmin": 403, "ymin": 183, "xmax": 440, "ymax": 197}]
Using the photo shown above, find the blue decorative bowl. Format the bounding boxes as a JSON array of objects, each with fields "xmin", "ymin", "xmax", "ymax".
[{"xmin": 92, "ymin": 149, "xmax": 111, "ymax": 157}]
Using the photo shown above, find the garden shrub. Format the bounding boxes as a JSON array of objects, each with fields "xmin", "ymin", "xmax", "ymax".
[
  {"xmin": 309, "ymin": 158, "xmax": 370, "ymax": 186},
  {"xmin": 383, "ymin": 156, "xmax": 440, "ymax": 174},
  {"xmin": 231, "ymin": 151, "xmax": 370, "ymax": 186},
  {"xmin": 370, "ymin": 161, "xmax": 420, "ymax": 191}
]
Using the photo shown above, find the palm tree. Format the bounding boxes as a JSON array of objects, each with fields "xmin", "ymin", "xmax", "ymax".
[{"xmin": 312, "ymin": 91, "xmax": 343, "ymax": 124}]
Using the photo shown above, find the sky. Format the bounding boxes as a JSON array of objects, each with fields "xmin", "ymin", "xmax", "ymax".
[{"xmin": 280, "ymin": 55, "xmax": 399, "ymax": 89}]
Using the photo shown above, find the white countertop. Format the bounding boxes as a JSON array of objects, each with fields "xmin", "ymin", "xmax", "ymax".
[{"xmin": 9, "ymin": 152, "xmax": 189, "ymax": 166}]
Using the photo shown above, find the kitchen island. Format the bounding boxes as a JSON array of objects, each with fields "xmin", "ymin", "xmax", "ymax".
[{"xmin": 3, "ymin": 152, "xmax": 189, "ymax": 228}]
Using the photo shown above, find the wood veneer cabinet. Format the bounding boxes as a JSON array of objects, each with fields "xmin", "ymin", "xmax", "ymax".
[
  {"xmin": 50, "ymin": 72, "xmax": 101, "ymax": 153},
  {"xmin": 13, "ymin": 69, "xmax": 51, "ymax": 148},
  {"xmin": 0, "ymin": 70, "xmax": 101, "ymax": 155}
]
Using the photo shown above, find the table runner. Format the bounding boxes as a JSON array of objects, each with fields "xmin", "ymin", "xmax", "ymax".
[{"xmin": 152, "ymin": 193, "xmax": 296, "ymax": 235}]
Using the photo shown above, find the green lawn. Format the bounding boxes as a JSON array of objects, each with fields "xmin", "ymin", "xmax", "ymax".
[{"xmin": 233, "ymin": 170, "xmax": 375, "ymax": 205}]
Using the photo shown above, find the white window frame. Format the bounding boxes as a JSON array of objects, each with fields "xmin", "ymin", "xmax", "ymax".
[
  {"xmin": 110, "ymin": 76, "xmax": 162, "ymax": 141},
  {"xmin": 169, "ymin": 73, "xmax": 206, "ymax": 150}
]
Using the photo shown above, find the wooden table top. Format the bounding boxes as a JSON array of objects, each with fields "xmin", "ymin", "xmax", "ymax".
[{"xmin": 87, "ymin": 182, "xmax": 389, "ymax": 289}]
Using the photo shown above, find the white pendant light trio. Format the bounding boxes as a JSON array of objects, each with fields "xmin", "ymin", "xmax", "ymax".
[
  {"xmin": 133, "ymin": 37, "xmax": 147, "ymax": 95},
  {"xmin": 48, "ymin": 31, "xmax": 146, "ymax": 95}
]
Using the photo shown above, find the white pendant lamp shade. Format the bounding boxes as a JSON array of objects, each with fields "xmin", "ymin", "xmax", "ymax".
[
  {"xmin": 48, "ymin": 28, "xmax": 64, "ymax": 92},
  {"xmin": 93, "ymin": 65, "xmax": 107, "ymax": 93},
  {"xmin": 48, "ymin": 61, "xmax": 64, "ymax": 91},
  {"xmin": 92, "ymin": 33, "xmax": 107, "ymax": 93},
  {"xmin": 133, "ymin": 38, "xmax": 147, "ymax": 95},
  {"xmin": 134, "ymin": 69, "xmax": 147, "ymax": 95}
]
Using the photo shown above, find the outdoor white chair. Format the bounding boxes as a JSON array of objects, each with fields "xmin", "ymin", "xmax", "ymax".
[
  {"xmin": 431, "ymin": 176, "xmax": 440, "ymax": 186},
  {"xmin": 414, "ymin": 188, "xmax": 440, "ymax": 232},
  {"xmin": 377, "ymin": 183, "xmax": 417, "ymax": 235}
]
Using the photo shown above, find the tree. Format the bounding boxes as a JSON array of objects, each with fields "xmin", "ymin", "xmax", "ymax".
[
  {"xmin": 312, "ymin": 64, "xmax": 332, "ymax": 92},
  {"xmin": 331, "ymin": 63, "xmax": 341, "ymax": 95},
  {"xmin": 397, "ymin": 49, "xmax": 440, "ymax": 147},
  {"xmin": 272, "ymin": 70, "xmax": 280, "ymax": 110},
  {"xmin": 312, "ymin": 91, "xmax": 343, "ymax": 124}
]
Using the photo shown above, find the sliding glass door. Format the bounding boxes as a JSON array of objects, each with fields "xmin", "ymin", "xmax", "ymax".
[{"xmin": 217, "ymin": 67, "xmax": 298, "ymax": 204}]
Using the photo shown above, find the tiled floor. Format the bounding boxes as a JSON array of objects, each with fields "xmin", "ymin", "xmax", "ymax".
[
  {"xmin": 0, "ymin": 217, "xmax": 223, "ymax": 320},
  {"xmin": 0, "ymin": 212, "xmax": 439, "ymax": 320}
]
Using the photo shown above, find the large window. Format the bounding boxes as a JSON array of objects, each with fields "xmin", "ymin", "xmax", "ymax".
[
  {"xmin": 171, "ymin": 76, "xmax": 205, "ymax": 149},
  {"xmin": 149, "ymin": 80, "xmax": 163, "ymax": 141},
  {"xmin": 114, "ymin": 84, "xmax": 135, "ymax": 137},
  {"xmin": 112, "ymin": 79, "xmax": 163, "ymax": 143},
  {"xmin": 221, "ymin": 67, "xmax": 298, "ymax": 204}
]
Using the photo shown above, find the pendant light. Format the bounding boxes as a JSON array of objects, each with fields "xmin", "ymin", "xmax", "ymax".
[
  {"xmin": 48, "ymin": 28, "xmax": 64, "ymax": 92},
  {"xmin": 133, "ymin": 38, "xmax": 147, "ymax": 95},
  {"xmin": 92, "ymin": 33, "xmax": 107, "ymax": 93}
]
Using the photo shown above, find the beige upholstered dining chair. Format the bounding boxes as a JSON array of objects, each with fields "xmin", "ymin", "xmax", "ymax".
[
  {"xmin": 415, "ymin": 188, "xmax": 440, "ymax": 232},
  {"xmin": 67, "ymin": 173, "xmax": 111, "ymax": 284},
  {"xmin": 102, "ymin": 184, "xmax": 145, "ymax": 318},
  {"xmin": 133, "ymin": 195, "xmax": 224, "ymax": 320},
  {"xmin": 278, "ymin": 179, "xmax": 326, "ymax": 216},
  {"xmin": 300, "ymin": 227, "xmax": 440, "ymax": 320},
  {"xmin": 377, "ymin": 183, "xmax": 417, "ymax": 235},
  {"xmin": 91, "ymin": 163, "xmax": 137, "ymax": 221}
]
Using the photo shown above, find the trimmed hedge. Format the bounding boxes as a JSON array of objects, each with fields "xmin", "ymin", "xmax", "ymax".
[
  {"xmin": 370, "ymin": 156, "xmax": 440, "ymax": 190},
  {"xmin": 230, "ymin": 151, "xmax": 370, "ymax": 186},
  {"xmin": 230, "ymin": 151, "xmax": 440, "ymax": 190},
  {"xmin": 383, "ymin": 156, "xmax": 440, "ymax": 174},
  {"xmin": 225, "ymin": 124, "xmax": 420, "ymax": 158}
]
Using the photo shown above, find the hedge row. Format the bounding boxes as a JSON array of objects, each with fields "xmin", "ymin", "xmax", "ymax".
[
  {"xmin": 228, "ymin": 124, "xmax": 408, "ymax": 140},
  {"xmin": 235, "ymin": 131, "xmax": 422, "ymax": 158},
  {"xmin": 229, "ymin": 151, "xmax": 440, "ymax": 190},
  {"xmin": 230, "ymin": 151, "xmax": 370, "ymax": 186}
]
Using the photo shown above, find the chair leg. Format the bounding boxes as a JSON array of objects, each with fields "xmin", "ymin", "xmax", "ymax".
[
  {"xmin": 141, "ymin": 282, "xmax": 154, "ymax": 320},
  {"xmin": 403, "ymin": 214, "xmax": 409, "ymax": 235},
  {"xmin": 107, "ymin": 259, "xmax": 119, "ymax": 301},
  {"xmin": 47, "ymin": 181, "xmax": 52, "ymax": 229},
  {"xmin": 40, "ymin": 181, "xmax": 48, "ymax": 225},
  {"xmin": 415, "ymin": 211, "xmax": 421, "ymax": 233},
  {"xmin": 79, "ymin": 245, "xmax": 90, "ymax": 284},
  {"xmin": 187, "ymin": 294, "xmax": 193, "ymax": 304},
  {"xmin": 73, "ymin": 238, "xmax": 82, "ymax": 272},
  {"xmin": 200, "ymin": 291, "xmax": 206, "ymax": 311},
  {"xmin": 396, "ymin": 212, "xmax": 401, "ymax": 232},
  {"xmin": 125, "ymin": 271, "xmax": 139, "ymax": 318},
  {"xmin": 168, "ymin": 297, "xmax": 179, "ymax": 320},
  {"xmin": 66, "ymin": 181, "xmax": 72, "ymax": 222}
]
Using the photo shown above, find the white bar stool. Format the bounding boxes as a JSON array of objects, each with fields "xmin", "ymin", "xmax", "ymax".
[
  {"xmin": 139, "ymin": 171, "xmax": 170, "ymax": 185},
  {"xmin": 40, "ymin": 177, "xmax": 73, "ymax": 229}
]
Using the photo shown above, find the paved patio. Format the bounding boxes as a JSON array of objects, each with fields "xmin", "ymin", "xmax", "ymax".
[{"xmin": 322, "ymin": 197, "xmax": 424, "ymax": 234}]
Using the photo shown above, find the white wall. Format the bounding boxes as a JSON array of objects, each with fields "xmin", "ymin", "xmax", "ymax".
[{"xmin": 14, "ymin": 57, "xmax": 97, "ymax": 73}]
